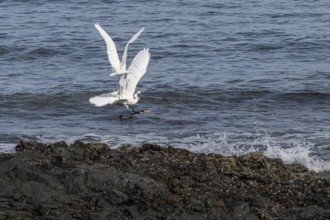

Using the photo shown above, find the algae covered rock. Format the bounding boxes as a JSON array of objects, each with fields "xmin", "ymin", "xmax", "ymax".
[{"xmin": 0, "ymin": 141, "xmax": 328, "ymax": 219}]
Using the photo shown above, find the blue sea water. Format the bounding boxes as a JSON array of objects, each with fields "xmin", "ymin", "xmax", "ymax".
[{"xmin": 0, "ymin": 0, "xmax": 330, "ymax": 172}]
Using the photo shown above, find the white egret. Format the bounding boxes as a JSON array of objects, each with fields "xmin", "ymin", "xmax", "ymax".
[
  {"xmin": 89, "ymin": 48, "xmax": 150, "ymax": 114},
  {"xmin": 94, "ymin": 23, "xmax": 145, "ymax": 76}
]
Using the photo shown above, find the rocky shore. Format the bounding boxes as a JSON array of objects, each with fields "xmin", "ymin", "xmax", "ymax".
[{"xmin": 0, "ymin": 141, "xmax": 329, "ymax": 219}]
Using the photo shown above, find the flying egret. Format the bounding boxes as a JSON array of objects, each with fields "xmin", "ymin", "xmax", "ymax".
[
  {"xmin": 94, "ymin": 23, "xmax": 145, "ymax": 76},
  {"xmin": 89, "ymin": 48, "xmax": 150, "ymax": 114}
]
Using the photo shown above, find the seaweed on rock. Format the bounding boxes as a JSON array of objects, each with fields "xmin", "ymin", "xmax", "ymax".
[{"xmin": 0, "ymin": 141, "xmax": 328, "ymax": 219}]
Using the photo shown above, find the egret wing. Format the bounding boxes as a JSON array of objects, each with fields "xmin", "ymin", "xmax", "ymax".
[
  {"xmin": 89, "ymin": 92, "xmax": 118, "ymax": 107},
  {"xmin": 121, "ymin": 27, "xmax": 145, "ymax": 67},
  {"xmin": 120, "ymin": 48, "xmax": 150, "ymax": 97},
  {"xmin": 95, "ymin": 23, "xmax": 120, "ymax": 71}
]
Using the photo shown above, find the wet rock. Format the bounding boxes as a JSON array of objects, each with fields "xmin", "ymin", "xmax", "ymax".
[{"xmin": 0, "ymin": 141, "xmax": 328, "ymax": 219}]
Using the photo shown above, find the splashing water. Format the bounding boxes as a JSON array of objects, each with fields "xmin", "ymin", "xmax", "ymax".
[
  {"xmin": 189, "ymin": 132, "xmax": 330, "ymax": 172},
  {"xmin": 264, "ymin": 141, "xmax": 330, "ymax": 173}
]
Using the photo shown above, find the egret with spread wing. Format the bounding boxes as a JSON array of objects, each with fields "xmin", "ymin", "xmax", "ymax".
[
  {"xmin": 94, "ymin": 23, "xmax": 145, "ymax": 76},
  {"xmin": 89, "ymin": 48, "xmax": 150, "ymax": 114}
]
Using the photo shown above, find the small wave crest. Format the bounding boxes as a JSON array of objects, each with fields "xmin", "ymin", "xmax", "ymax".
[
  {"xmin": 190, "ymin": 132, "xmax": 330, "ymax": 172},
  {"xmin": 264, "ymin": 142, "xmax": 330, "ymax": 173}
]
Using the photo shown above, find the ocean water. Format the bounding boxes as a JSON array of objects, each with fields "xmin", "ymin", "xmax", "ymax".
[{"xmin": 1, "ymin": 0, "xmax": 330, "ymax": 172}]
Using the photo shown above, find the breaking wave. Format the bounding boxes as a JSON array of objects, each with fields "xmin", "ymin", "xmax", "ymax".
[
  {"xmin": 1, "ymin": 130, "xmax": 328, "ymax": 173},
  {"xmin": 189, "ymin": 132, "xmax": 330, "ymax": 173}
]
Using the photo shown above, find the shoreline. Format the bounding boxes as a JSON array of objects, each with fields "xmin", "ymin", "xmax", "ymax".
[{"xmin": 0, "ymin": 140, "xmax": 329, "ymax": 219}]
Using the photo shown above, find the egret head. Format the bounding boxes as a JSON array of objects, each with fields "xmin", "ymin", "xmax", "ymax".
[{"xmin": 133, "ymin": 91, "xmax": 141, "ymax": 100}]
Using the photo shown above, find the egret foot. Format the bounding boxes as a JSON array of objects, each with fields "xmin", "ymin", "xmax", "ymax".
[
  {"xmin": 130, "ymin": 109, "xmax": 151, "ymax": 115},
  {"xmin": 138, "ymin": 109, "xmax": 151, "ymax": 114}
]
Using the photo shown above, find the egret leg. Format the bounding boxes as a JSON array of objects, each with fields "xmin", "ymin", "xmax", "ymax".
[{"xmin": 129, "ymin": 106, "xmax": 140, "ymax": 115}]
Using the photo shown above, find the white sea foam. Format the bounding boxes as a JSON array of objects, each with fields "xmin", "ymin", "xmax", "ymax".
[
  {"xmin": 263, "ymin": 141, "xmax": 330, "ymax": 173},
  {"xmin": 0, "ymin": 143, "xmax": 16, "ymax": 153},
  {"xmin": 189, "ymin": 132, "xmax": 330, "ymax": 173}
]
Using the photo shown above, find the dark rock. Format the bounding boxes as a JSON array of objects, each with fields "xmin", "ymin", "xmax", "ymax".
[{"xmin": 0, "ymin": 141, "xmax": 329, "ymax": 219}]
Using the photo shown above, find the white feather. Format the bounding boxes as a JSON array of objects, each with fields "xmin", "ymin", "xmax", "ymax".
[
  {"xmin": 121, "ymin": 27, "xmax": 145, "ymax": 72},
  {"xmin": 120, "ymin": 48, "xmax": 150, "ymax": 97},
  {"xmin": 94, "ymin": 23, "xmax": 120, "ymax": 73},
  {"xmin": 94, "ymin": 23, "xmax": 145, "ymax": 76}
]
